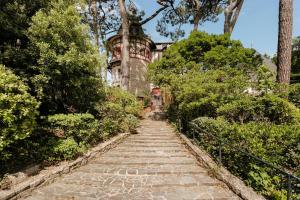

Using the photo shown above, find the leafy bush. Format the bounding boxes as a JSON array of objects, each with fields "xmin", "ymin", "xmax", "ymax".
[
  {"xmin": 289, "ymin": 83, "xmax": 300, "ymax": 108},
  {"xmin": 0, "ymin": 65, "xmax": 39, "ymax": 159},
  {"xmin": 42, "ymin": 137, "xmax": 87, "ymax": 162},
  {"xmin": 218, "ymin": 95, "xmax": 300, "ymax": 124},
  {"xmin": 191, "ymin": 117, "xmax": 300, "ymax": 199},
  {"xmin": 46, "ymin": 113, "xmax": 101, "ymax": 145},
  {"xmin": 96, "ymin": 87, "xmax": 142, "ymax": 135}
]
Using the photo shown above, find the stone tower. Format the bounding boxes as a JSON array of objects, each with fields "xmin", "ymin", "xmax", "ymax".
[{"xmin": 107, "ymin": 14, "xmax": 155, "ymax": 100}]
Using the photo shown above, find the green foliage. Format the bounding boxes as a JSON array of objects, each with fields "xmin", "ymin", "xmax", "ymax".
[
  {"xmin": 291, "ymin": 36, "xmax": 300, "ymax": 83},
  {"xmin": 28, "ymin": 1, "xmax": 104, "ymax": 115},
  {"xmin": 0, "ymin": 0, "xmax": 142, "ymax": 178},
  {"xmin": 46, "ymin": 113, "xmax": 101, "ymax": 145},
  {"xmin": 148, "ymin": 31, "xmax": 262, "ymax": 87},
  {"xmin": 176, "ymin": 68, "xmax": 249, "ymax": 123},
  {"xmin": 0, "ymin": 65, "xmax": 39, "ymax": 159},
  {"xmin": 218, "ymin": 95, "xmax": 300, "ymax": 124},
  {"xmin": 96, "ymin": 87, "xmax": 142, "ymax": 135},
  {"xmin": 149, "ymin": 31, "xmax": 299, "ymax": 199},
  {"xmin": 156, "ymin": 1, "xmax": 223, "ymax": 40},
  {"xmin": 42, "ymin": 137, "xmax": 87, "ymax": 162},
  {"xmin": 288, "ymin": 83, "xmax": 300, "ymax": 108},
  {"xmin": 0, "ymin": 0, "xmax": 49, "ymax": 77},
  {"xmin": 191, "ymin": 117, "xmax": 300, "ymax": 199}
]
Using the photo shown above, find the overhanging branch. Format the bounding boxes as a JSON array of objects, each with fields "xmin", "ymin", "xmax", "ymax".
[{"xmin": 140, "ymin": 5, "xmax": 168, "ymax": 25}]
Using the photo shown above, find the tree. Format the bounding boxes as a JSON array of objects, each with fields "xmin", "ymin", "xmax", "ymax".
[
  {"xmin": 156, "ymin": 0, "xmax": 224, "ymax": 40},
  {"xmin": 148, "ymin": 32, "xmax": 262, "ymax": 87},
  {"xmin": 224, "ymin": 0, "xmax": 244, "ymax": 35},
  {"xmin": 277, "ymin": 0, "xmax": 293, "ymax": 84},
  {"xmin": 28, "ymin": 0, "xmax": 104, "ymax": 115},
  {"xmin": 118, "ymin": 0, "xmax": 131, "ymax": 91},
  {"xmin": 85, "ymin": 0, "xmax": 121, "ymax": 81},
  {"xmin": 116, "ymin": 0, "xmax": 174, "ymax": 90},
  {"xmin": 0, "ymin": 0, "xmax": 49, "ymax": 80}
]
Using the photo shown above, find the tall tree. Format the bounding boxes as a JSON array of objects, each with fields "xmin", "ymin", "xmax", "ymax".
[
  {"xmin": 224, "ymin": 0, "xmax": 244, "ymax": 35},
  {"xmin": 118, "ymin": 0, "xmax": 131, "ymax": 91},
  {"xmin": 277, "ymin": 0, "xmax": 293, "ymax": 83},
  {"xmin": 85, "ymin": 0, "xmax": 120, "ymax": 81},
  {"xmin": 0, "ymin": 0, "xmax": 49, "ymax": 78},
  {"xmin": 157, "ymin": 0, "xmax": 224, "ymax": 40},
  {"xmin": 28, "ymin": 1, "xmax": 104, "ymax": 114},
  {"xmin": 88, "ymin": 0, "xmax": 102, "ymax": 78},
  {"xmin": 116, "ymin": 0, "xmax": 174, "ymax": 90}
]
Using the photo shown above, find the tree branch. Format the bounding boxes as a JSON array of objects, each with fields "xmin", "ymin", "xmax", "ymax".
[
  {"xmin": 140, "ymin": 5, "xmax": 168, "ymax": 25},
  {"xmin": 230, "ymin": 0, "xmax": 244, "ymax": 28}
]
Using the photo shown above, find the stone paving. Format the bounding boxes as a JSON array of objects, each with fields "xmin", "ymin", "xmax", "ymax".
[{"xmin": 25, "ymin": 120, "xmax": 240, "ymax": 200}]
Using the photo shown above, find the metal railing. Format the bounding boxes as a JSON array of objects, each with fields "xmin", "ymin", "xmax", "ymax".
[{"xmin": 177, "ymin": 118, "xmax": 300, "ymax": 200}]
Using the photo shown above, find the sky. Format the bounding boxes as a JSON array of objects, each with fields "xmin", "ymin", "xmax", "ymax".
[{"xmin": 134, "ymin": 0, "xmax": 300, "ymax": 57}]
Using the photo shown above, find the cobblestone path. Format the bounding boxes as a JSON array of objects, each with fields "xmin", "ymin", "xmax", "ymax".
[{"xmin": 25, "ymin": 120, "xmax": 240, "ymax": 200}]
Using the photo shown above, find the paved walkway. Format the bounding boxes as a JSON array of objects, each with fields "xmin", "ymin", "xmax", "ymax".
[{"xmin": 25, "ymin": 120, "xmax": 240, "ymax": 200}]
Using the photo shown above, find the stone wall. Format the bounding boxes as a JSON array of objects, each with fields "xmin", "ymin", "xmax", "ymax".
[{"xmin": 129, "ymin": 57, "xmax": 150, "ymax": 97}]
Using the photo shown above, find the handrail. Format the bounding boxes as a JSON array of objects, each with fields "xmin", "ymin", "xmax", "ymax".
[{"xmin": 182, "ymin": 120, "xmax": 300, "ymax": 200}]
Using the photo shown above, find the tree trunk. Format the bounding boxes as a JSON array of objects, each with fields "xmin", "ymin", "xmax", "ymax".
[
  {"xmin": 277, "ymin": 0, "xmax": 293, "ymax": 83},
  {"xmin": 91, "ymin": 0, "xmax": 100, "ymax": 48},
  {"xmin": 193, "ymin": 14, "xmax": 200, "ymax": 31},
  {"xmin": 118, "ymin": 0, "xmax": 130, "ymax": 90},
  {"xmin": 224, "ymin": 7, "xmax": 232, "ymax": 34},
  {"xmin": 224, "ymin": 0, "xmax": 244, "ymax": 35},
  {"xmin": 193, "ymin": 0, "xmax": 201, "ymax": 31},
  {"xmin": 90, "ymin": 0, "xmax": 102, "ymax": 78}
]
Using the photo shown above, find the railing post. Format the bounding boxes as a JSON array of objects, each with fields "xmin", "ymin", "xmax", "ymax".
[
  {"xmin": 192, "ymin": 129, "xmax": 195, "ymax": 141},
  {"xmin": 218, "ymin": 140, "xmax": 222, "ymax": 165},
  {"xmin": 287, "ymin": 174, "xmax": 291, "ymax": 200}
]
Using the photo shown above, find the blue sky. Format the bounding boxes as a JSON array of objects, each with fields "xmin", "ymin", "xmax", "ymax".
[{"xmin": 135, "ymin": 0, "xmax": 300, "ymax": 56}]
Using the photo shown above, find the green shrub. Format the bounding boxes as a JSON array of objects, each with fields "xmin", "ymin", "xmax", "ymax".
[
  {"xmin": 175, "ymin": 68, "xmax": 250, "ymax": 129},
  {"xmin": 217, "ymin": 97, "xmax": 260, "ymax": 124},
  {"xmin": 42, "ymin": 137, "xmax": 87, "ymax": 162},
  {"xmin": 289, "ymin": 83, "xmax": 300, "ymax": 108},
  {"xmin": 46, "ymin": 113, "xmax": 101, "ymax": 144},
  {"xmin": 190, "ymin": 117, "xmax": 300, "ymax": 199},
  {"xmin": 96, "ymin": 87, "xmax": 141, "ymax": 135},
  {"xmin": 260, "ymin": 95, "xmax": 300, "ymax": 124},
  {"xmin": 218, "ymin": 95, "xmax": 300, "ymax": 124},
  {"xmin": 0, "ymin": 65, "xmax": 39, "ymax": 159}
]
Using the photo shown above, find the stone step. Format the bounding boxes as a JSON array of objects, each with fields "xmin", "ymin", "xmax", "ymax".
[
  {"xmin": 118, "ymin": 144, "xmax": 182, "ymax": 148},
  {"xmin": 81, "ymin": 163, "xmax": 202, "ymax": 169},
  {"xmin": 130, "ymin": 136, "xmax": 178, "ymax": 139},
  {"xmin": 61, "ymin": 173, "xmax": 221, "ymax": 187},
  {"xmin": 90, "ymin": 157, "xmax": 196, "ymax": 165},
  {"xmin": 89, "ymin": 161, "xmax": 197, "ymax": 166},
  {"xmin": 27, "ymin": 183, "xmax": 239, "ymax": 200},
  {"xmin": 24, "ymin": 119, "xmax": 241, "ymax": 200},
  {"xmin": 124, "ymin": 141, "xmax": 182, "ymax": 145},
  {"xmin": 126, "ymin": 139, "xmax": 179, "ymax": 143},
  {"xmin": 108, "ymin": 149, "xmax": 188, "ymax": 153},
  {"xmin": 102, "ymin": 152, "xmax": 191, "ymax": 158},
  {"xmin": 77, "ymin": 164, "xmax": 207, "ymax": 175},
  {"xmin": 114, "ymin": 146, "xmax": 184, "ymax": 151}
]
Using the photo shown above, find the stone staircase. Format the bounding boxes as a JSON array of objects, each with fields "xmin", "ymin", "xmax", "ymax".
[{"xmin": 25, "ymin": 120, "xmax": 240, "ymax": 200}]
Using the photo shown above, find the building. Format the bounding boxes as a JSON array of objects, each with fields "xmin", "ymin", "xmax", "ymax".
[{"xmin": 107, "ymin": 16, "xmax": 172, "ymax": 102}]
